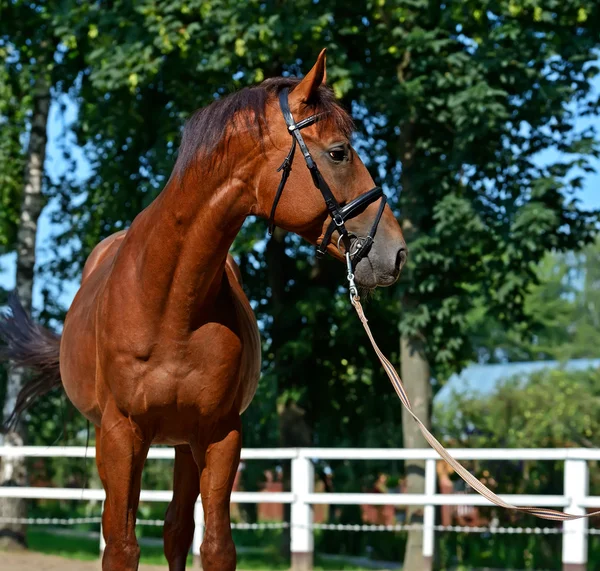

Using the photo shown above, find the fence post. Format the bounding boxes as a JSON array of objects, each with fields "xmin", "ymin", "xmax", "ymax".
[
  {"xmin": 291, "ymin": 449, "xmax": 314, "ymax": 571},
  {"xmin": 563, "ymin": 458, "xmax": 588, "ymax": 571},
  {"xmin": 422, "ymin": 458, "xmax": 437, "ymax": 571},
  {"xmin": 193, "ymin": 500, "xmax": 204, "ymax": 567}
]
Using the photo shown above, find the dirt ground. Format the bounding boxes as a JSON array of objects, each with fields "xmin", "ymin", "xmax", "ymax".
[{"xmin": 1, "ymin": 551, "xmax": 168, "ymax": 570}]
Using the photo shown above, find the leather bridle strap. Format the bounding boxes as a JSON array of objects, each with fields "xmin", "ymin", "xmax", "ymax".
[
  {"xmin": 268, "ymin": 137, "xmax": 297, "ymax": 235},
  {"xmin": 348, "ymin": 283, "xmax": 600, "ymax": 522},
  {"xmin": 316, "ymin": 187, "xmax": 386, "ymax": 263},
  {"xmin": 273, "ymin": 88, "xmax": 351, "ymax": 251},
  {"xmin": 269, "ymin": 87, "xmax": 387, "ymax": 266},
  {"xmin": 352, "ymin": 192, "xmax": 387, "ymax": 263}
]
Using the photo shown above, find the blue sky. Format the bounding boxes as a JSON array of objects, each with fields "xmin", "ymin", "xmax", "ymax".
[{"xmin": 1, "ymin": 96, "xmax": 599, "ymax": 314}]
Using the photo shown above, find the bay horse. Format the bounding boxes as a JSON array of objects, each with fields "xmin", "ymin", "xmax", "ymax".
[{"xmin": 0, "ymin": 50, "xmax": 406, "ymax": 570}]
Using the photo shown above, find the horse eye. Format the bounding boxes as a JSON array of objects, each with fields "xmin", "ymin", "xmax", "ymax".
[{"xmin": 328, "ymin": 149, "xmax": 347, "ymax": 163}]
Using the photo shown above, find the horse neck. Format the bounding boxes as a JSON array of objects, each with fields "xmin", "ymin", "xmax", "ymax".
[{"xmin": 122, "ymin": 161, "xmax": 255, "ymax": 329}]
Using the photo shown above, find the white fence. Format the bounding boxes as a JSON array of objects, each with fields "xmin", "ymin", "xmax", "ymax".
[{"xmin": 0, "ymin": 446, "xmax": 599, "ymax": 570}]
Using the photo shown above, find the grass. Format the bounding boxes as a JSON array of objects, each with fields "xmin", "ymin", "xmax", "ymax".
[
  {"xmin": 26, "ymin": 528, "xmax": 385, "ymax": 570},
  {"xmin": 27, "ymin": 528, "xmax": 100, "ymax": 562},
  {"xmin": 27, "ymin": 528, "xmax": 192, "ymax": 565}
]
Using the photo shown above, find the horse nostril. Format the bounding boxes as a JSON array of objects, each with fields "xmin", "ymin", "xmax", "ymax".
[{"xmin": 396, "ymin": 248, "xmax": 407, "ymax": 270}]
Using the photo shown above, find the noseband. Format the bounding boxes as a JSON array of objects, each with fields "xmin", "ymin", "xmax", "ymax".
[{"xmin": 267, "ymin": 87, "xmax": 387, "ymax": 270}]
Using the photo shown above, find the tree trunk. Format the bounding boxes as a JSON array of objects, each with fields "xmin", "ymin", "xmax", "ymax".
[
  {"xmin": 400, "ymin": 333, "xmax": 432, "ymax": 571},
  {"xmin": 0, "ymin": 76, "xmax": 50, "ymax": 549}
]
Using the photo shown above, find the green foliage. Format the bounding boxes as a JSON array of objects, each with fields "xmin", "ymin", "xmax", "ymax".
[
  {"xmin": 324, "ymin": 0, "xmax": 600, "ymax": 374},
  {"xmin": 0, "ymin": 42, "xmax": 27, "ymax": 253},
  {"xmin": 435, "ymin": 366, "xmax": 600, "ymax": 448},
  {"xmin": 434, "ymin": 364, "xmax": 600, "ymax": 568},
  {"xmin": 470, "ymin": 237, "xmax": 600, "ymax": 362},
  {"xmin": 437, "ymin": 531, "xmax": 563, "ymax": 570},
  {"xmin": 39, "ymin": 0, "xmax": 598, "ymax": 452},
  {"xmin": 50, "ymin": 0, "xmax": 340, "ymax": 271},
  {"xmin": 1, "ymin": 1, "xmax": 600, "ymax": 562},
  {"xmin": 0, "ymin": 0, "xmax": 98, "ymax": 269}
]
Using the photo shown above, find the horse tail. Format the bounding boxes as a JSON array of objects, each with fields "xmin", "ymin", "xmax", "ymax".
[{"xmin": 0, "ymin": 292, "xmax": 62, "ymax": 430}]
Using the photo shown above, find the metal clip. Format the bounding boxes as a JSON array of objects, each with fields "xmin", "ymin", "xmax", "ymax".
[{"xmin": 345, "ymin": 253, "xmax": 358, "ymax": 304}]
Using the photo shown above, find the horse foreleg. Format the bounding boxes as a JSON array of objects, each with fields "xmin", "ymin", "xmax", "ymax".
[
  {"xmin": 194, "ymin": 414, "xmax": 241, "ymax": 571},
  {"xmin": 98, "ymin": 400, "xmax": 149, "ymax": 571},
  {"xmin": 164, "ymin": 445, "xmax": 200, "ymax": 571},
  {"xmin": 95, "ymin": 425, "xmax": 111, "ymax": 549}
]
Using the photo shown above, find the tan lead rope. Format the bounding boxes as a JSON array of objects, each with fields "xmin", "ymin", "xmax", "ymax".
[{"xmin": 350, "ymin": 293, "xmax": 600, "ymax": 522}]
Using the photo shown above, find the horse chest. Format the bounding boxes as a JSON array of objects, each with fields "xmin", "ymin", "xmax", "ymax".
[{"xmin": 100, "ymin": 323, "xmax": 245, "ymax": 419}]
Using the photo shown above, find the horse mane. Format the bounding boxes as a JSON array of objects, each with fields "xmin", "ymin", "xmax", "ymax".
[{"xmin": 175, "ymin": 77, "xmax": 354, "ymax": 174}]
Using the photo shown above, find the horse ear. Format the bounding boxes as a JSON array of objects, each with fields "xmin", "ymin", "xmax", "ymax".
[{"xmin": 291, "ymin": 49, "xmax": 327, "ymax": 105}]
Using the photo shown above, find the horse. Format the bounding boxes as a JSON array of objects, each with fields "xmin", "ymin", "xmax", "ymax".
[{"xmin": 0, "ymin": 50, "xmax": 406, "ymax": 570}]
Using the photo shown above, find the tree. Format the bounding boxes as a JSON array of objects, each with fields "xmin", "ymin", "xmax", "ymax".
[
  {"xmin": 0, "ymin": 12, "xmax": 49, "ymax": 549},
  {"xmin": 0, "ymin": 39, "xmax": 25, "ymax": 263},
  {"xmin": 433, "ymin": 364, "xmax": 600, "ymax": 570},
  {"xmin": 18, "ymin": 2, "xmax": 600, "ymax": 567},
  {"xmin": 470, "ymin": 237, "xmax": 600, "ymax": 362},
  {"xmin": 0, "ymin": 0, "xmax": 88, "ymax": 548},
  {"xmin": 436, "ymin": 366, "xmax": 600, "ymax": 450},
  {"xmin": 316, "ymin": 2, "xmax": 600, "ymax": 568}
]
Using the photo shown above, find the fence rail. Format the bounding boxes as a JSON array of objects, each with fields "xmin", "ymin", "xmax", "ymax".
[{"xmin": 0, "ymin": 446, "xmax": 597, "ymax": 571}]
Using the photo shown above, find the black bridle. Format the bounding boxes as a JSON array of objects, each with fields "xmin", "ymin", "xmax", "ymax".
[{"xmin": 267, "ymin": 87, "xmax": 387, "ymax": 270}]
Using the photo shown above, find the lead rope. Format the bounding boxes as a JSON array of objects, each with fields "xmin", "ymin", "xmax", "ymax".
[{"xmin": 345, "ymin": 253, "xmax": 600, "ymax": 522}]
